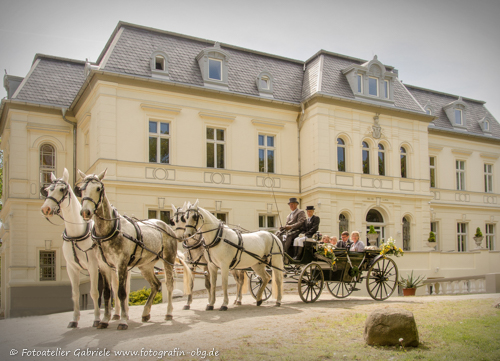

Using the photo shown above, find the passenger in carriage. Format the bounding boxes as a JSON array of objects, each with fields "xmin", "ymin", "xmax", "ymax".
[
  {"xmin": 330, "ymin": 236, "xmax": 338, "ymax": 247},
  {"xmin": 292, "ymin": 205, "xmax": 320, "ymax": 260},
  {"xmin": 349, "ymin": 231, "xmax": 365, "ymax": 252},
  {"xmin": 276, "ymin": 197, "xmax": 306, "ymax": 256},
  {"xmin": 336, "ymin": 231, "xmax": 350, "ymax": 249},
  {"xmin": 321, "ymin": 235, "xmax": 331, "ymax": 243}
]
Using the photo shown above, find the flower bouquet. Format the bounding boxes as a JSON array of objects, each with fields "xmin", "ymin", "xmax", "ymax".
[
  {"xmin": 316, "ymin": 242, "xmax": 337, "ymax": 269},
  {"xmin": 379, "ymin": 237, "xmax": 404, "ymax": 257}
]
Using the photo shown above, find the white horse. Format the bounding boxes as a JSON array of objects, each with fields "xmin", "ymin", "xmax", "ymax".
[
  {"xmin": 78, "ymin": 169, "xmax": 193, "ymax": 330},
  {"xmin": 40, "ymin": 168, "xmax": 123, "ymax": 328},
  {"xmin": 171, "ymin": 200, "xmax": 283, "ymax": 310}
]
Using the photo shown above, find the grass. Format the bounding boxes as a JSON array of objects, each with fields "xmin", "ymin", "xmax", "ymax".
[{"xmin": 219, "ymin": 298, "xmax": 500, "ymax": 361}]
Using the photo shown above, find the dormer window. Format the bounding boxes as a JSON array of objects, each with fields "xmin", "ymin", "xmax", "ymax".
[
  {"xmin": 423, "ymin": 100, "xmax": 433, "ymax": 115},
  {"xmin": 196, "ymin": 42, "xmax": 230, "ymax": 90},
  {"xmin": 426, "ymin": 108, "xmax": 431, "ymax": 115},
  {"xmin": 256, "ymin": 71, "xmax": 274, "ymax": 98},
  {"xmin": 443, "ymin": 96, "xmax": 467, "ymax": 129},
  {"xmin": 150, "ymin": 51, "xmax": 169, "ymax": 80},
  {"xmin": 342, "ymin": 55, "xmax": 396, "ymax": 104},
  {"xmin": 479, "ymin": 117, "xmax": 491, "ymax": 133}
]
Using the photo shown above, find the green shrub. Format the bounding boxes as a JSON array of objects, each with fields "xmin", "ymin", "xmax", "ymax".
[
  {"xmin": 128, "ymin": 287, "xmax": 162, "ymax": 306},
  {"xmin": 475, "ymin": 227, "xmax": 483, "ymax": 237},
  {"xmin": 428, "ymin": 231, "xmax": 436, "ymax": 242},
  {"xmin": 368, "ymin": 225, "xmax": 377, "ymax": 234}
]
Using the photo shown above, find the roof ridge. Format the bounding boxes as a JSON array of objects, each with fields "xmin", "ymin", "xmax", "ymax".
[
  {"xmin": 405, "ymin": 83, "xmax": 485, "ymax": 105},
  {"xmin": 32, "ymin": 53, "xmax": 86, "ymax": 66}
]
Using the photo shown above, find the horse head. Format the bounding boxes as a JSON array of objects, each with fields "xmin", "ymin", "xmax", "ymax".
[
  {"xmin": 77, "ymin": 168, "xmax": 107, "ymax": 221},
  {"xmin": 170, "ymin": 201, "xmax": 189, "ymax": 239},
  {"xmin": 183, "ymin": 200, "xmax": 203, "ymax": 238},
  {"xmin": 40, "ymin": 168, "xmax": 72, "ymax": 217}
]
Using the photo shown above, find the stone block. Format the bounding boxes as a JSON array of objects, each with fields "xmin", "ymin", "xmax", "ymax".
[{"xmin": 364, "ymin": 308, "xmax": 419, "ymax": 347}]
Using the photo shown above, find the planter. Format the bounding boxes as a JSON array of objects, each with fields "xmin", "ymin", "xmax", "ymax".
[
  {"xmin": 367, "ymin": 233, "xmax": 378, "ymax": 246},
  {"xmin": 473, "ymin": 236, "xmax": 483, "ymax": 249},
  {"xmin": 403, "ymin": 288, "xmax": 416, "ymax": 296},
  {"xmin": 426, "ymin": 241, "xmax": 437, "ymax": 249}
]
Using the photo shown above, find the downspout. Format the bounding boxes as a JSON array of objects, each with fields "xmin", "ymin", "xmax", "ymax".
[
  {"xmin": 61, "ymin": 108, "xmax": 77, "ymax": 186},
  {"xmin": 297, "ymin": 103, "xmax": 306, "ymax": 200}
]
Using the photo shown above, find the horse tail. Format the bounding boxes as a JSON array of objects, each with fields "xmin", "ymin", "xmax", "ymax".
[
  {"xmin": 241, "ymin": 271, "xmax": 249, "ymax": 294},
  {"xmin": 176, "ymin": 252, "xmax": 193, "ymax": 296},
  {"xmin": 270, "ymin": 233, "xmax": 284, "ymax": 300}
]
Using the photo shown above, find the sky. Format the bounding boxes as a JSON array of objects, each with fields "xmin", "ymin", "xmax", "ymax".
[{"xmin": 1, "ymin": 0, "xmax": 499, "ymax": 120}]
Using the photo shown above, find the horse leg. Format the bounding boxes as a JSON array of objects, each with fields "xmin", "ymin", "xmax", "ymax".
[
  {"xmin": 110, "ymin": 270, "xmax": 121, "ymax": 321},
  {"xmin": 97, "ymin": 271, "xmax": 112, "ymax": 329},
  {"xmin": 232, "ymin": 270, "xmax": 242, "ymax": 305},
  {"xmin": 207, "ymin": 263, "xmax": 218, "ymax": 311},
  {"xmin": 162, "ymin": 260, "xmax": 174, "ymax": 320},
  {"xmin": 251, "ymin": 264, "xmax": 271, "ymax": 306},
  {"xmin": 183, "ymin": 267, "xmax": 195, "ymax": 310},
  {"xmin": 67, "ymin": 265, "xmax": 80, "ymax": 328},
  {"xmin": 88, "ymin": 259, "xmax": 101, "ymax": 327},
  {"xmin": 138, "ymin": 265, "xmax": 162, "ymax": 322},
  {"xmin": 116, "ymin": 264, "xmax": 130, "ymax": 330},
  {"xmin": 272, "ymin": 255, "xmax": 285, "ymax": 307},
  {"xmin": 204, "ymin": 265, "xmax": 213, "ymax": 306},
  {"xmin": 219, "ymin": 265, "xmax": 230, "ymax": 311}
]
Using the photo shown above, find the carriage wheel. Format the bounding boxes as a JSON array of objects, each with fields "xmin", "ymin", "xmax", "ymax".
[
  {"xmin": 327, "ymin": 280, "xmax": 355, "ymax": 299},
  {"xmin": 366, "ymin": 257, "xmax": 398, "ymax": 301},
  {"xmin": 298, "ymin": 263, "xmax": 324, "ymax": 303},
  {"xmin": 248, "ymin": 271, "xmax": 272, "ymax": 301}
]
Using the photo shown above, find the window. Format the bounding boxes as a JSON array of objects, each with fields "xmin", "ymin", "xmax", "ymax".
[
  {"xmin": 155, "ymin": 56, "xmax": 165, "ymax": 71},
  {"xmin": 207, "ymin": 128, "xmax": 225, "ymax": 169},
  {"xmin": 368, "ymin": 77, "xmax": 378, "ymax": 96},
  {"xmin": 256, "ymin": 71, "xmax": 274, "ymax": 97},
  {"xmin": 208, "ymin": 58, "xmax": 222, "ymax": 81},
  {"xmin": 362, "ymin": 141, "xmax": 370, "ymax": 174},
  {"xmin": 149, "ymin": 121, "xmax": 170, "ymax": 164},
  {"xmin": 213, "ymin": 212, "xmax": 227, "ymax": 224},
  {"xmin": 457, "ymin": 223, "xmax": 467, "ymax": 252},
  {"xmin": 454, "ymin": 109, "xmax": 463, "ymax": 125},
  {"xmin": 378, "ymin": 144, "xmax": 385, "ymax": 176},
  {"xmin": 339, "ymin": 213, "xmax": 349, "ymax": 237},
  {"xmin": 431, "ymin": 222, "xmax": 438, "ymax": 250},
  {"xmin": 259, "ymin": 215, "xmax": 277, "ymax": 233},
  {"xmin": 150, "ymin": 51, "xmax": 169, "ymax": 79},
  {"xmin": 484, "ymin": 120, "xmax": 490, "ymax": 131},
  {"xmin": 260, "ymin": 76, "xmax": 269, "ymax": 89},
  {"xmin": 484, "ymin": 164, "xmax": 493, "ymax": 193},
  {"xmin": 486, "ymin": 224, "xmax": 495, "ymax": 250},
  {"xmin": 258, "ymin": 135, "xmax": 275, "ymax": 173},
  {"xmin": 366, "ymin": 209, "xmax": 384, "ymax": 247},
  {"xmin": 430, "ymin": 157, "xmax": 436, "ymax": 188},
  {"xmin": 402, "ymin": 216, "xmax": 411, "ymax": 251},
  {"xmin": 337, "ymin": 138, "xmax": 346, "ymax": 172},
  {"xmin": 456, "ymin": 160, "xmax": 465, "ymax": 191},
  {"xmin": 40, "ymin": 251, "xmax": 55, "ymax": 281},
  {"xmin": 384, "ymin": 80, "xmax": 389, "ymax": 99},
  {"xmin": 400, "ymin": 147, "xmax": 407, "ymax": 178},
  {"xmin": 425, "ymin": 108, "xmax": 431, "ymax": 115},
  {"xmin": 40, "ymin": 144, "xmax": 56, "ymax": 188},
  {"xmin": 148, "ymin": 210, "xmax": 170, "ymax": 224},
  {"xmin": 357, "ymin": 74, "xmax": 362, "ymax": 93}
]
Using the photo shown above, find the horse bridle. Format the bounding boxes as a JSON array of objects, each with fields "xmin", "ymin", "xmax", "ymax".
[
  {"xmin": 171, "ymin": 207, "xmax": 204, "ymax": 235},
  {"xmin": 40, "ymin": 179, "xmax": 71, "ymax": 216},
  {"xmin": 76, "ymin": 176, "xmax": 105, "ymax": 216}
]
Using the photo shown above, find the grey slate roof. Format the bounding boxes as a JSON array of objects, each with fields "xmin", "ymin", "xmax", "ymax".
[
  {"xmin": 406, "ymin": 85, "xmax": 500, "ymax": 139},
  {"xmin": 13, "ymin": 57, "xmax": 85, "ymax": 107}
]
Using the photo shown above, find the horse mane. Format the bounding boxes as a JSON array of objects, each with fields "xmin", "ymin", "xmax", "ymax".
[{"xmin": 192, "ymin": 206, "xmax": 220, "ymax": 227}]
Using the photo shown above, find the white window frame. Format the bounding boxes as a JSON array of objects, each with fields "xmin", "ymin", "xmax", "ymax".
[
  {"xmin": 148, "ymin": 209, "xmax": 171, "ymax": 224},
  {"xmin": 378, "ymin": 143, "xmax": 385, "ymax": 176},
  {"xmin": 148, "ymin": 120, "xmax": 170, "ymax": 164},
  {"xmin": 484, "ymin": 120, "xmax": 490, "ymax": 131},
  {"xmin": 484, "ymin": 164, "xmax": 493, "ymax": 193},
  {"xmin": 400, "ymin": 146, "xmax": 408, "ymax": 178},
  {"xmin": 455, "ymin": 109, "xmax": 463, "ymax": 126},
  {"xmin": 155, "ymin": 56, "xmax": 165, "ymax": 71},
  {"xmin": 212, "ymin": 212, "xmax": 228, "ymax": 224},
  {"xmin": 40, "ymin": 143, "xmax": 56, "ymax": 188},
  {"xmin": 337, "ymin": 138, "xmax": 346, "ymax": 172},
  {"xmin": 258, "ymin": 134, "xmax": 276, "ymax": 173},
  {"xmin": 456, "ymin": 160, "xmax": 466, "ymax": 191},
  {"xmin": 362, "ymin": 141, "xmax": 370, "ymax": 174},
  {"xmin": 259, "ymin": 214, "xmax": 277, "ymax": 233},
  {"xmin": 368, "ymin": 77, "xmax": 378, "ymax": 96},
  {"xmin": 208, "ymin": 58, "xmax": 223, "ymax": 81},
  {"xmin": 207, "ymin": 127, "xmax": 225, "ymax": 169},
  {"xmin": 457, "ymin": 222, "xmax": 467, "ymax": 252},
  {"xmin": 486, "ymin": 223, "xmax": 495, "ymax": 250},
  {"xmin": 431, "ymin": 221, "xmax": 439, "ymax": 250},
  {"xmin": 357, "ymin": 74, "xmax": 363, "ymax": 93},
  {"xmin": 430, "ymin": 156, "xmax": 436, "ymax": 188},
  {"xmin": 384, "ymin": 80, "xmax": 389, "ymax": 99}
]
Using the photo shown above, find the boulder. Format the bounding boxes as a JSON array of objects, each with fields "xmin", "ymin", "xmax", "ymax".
[{"xmin": 364, "ymin": 308, "xmax": 419, "ymax": 347}]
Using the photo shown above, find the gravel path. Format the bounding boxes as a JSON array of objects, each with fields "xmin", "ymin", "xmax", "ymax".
[{"xmin": 1, "ymin": 288, "xmax": 498, "ymax": 361}]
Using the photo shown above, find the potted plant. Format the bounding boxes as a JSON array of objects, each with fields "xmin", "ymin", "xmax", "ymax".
[
  {"xmin": 426, "ymin": 231, "xmax": 436, "ymax": 249},
  {"xmin": 473, "ymin": 227, "xmax": 483, "ymax": 249},
  {"xmin": 399, "ymin": 271, "xmax": 426, "ymax": 296},
  {"xmin": 367, "ymin": 225, "xmax": 378, "ymax": 246}
]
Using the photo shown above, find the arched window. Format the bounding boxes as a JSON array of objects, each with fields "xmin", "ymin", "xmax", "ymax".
[
  {"xmin": 339, "ymin": 213, "xmax": 349, "ymax": 237},
  {"xmin": 366, "ymin": 209, "xmax": 384, "ymax": 246},
  {"xmin": 362, "ymin": 141, "xmax": 370, "ymax": 174},
  {"xmin": 403, "ymin": 216, "xmax": 411, "ymax": 251},
  {"xmin": 40, "ymin": 144, "xmax": 55, "ymax": 187},
  {"xmin": 337, "ymin": 138, "xmax": 346, "ymax": 172},
  {"xmin": 378, "ymin": 144, "xmax": 385, "ymax": 176},
  {"xmin": 150, "ymin": 51, "xmax": 169, "ymax": 79},
  {"xmin": 400, "ymin": 146, "xmax": 407, "ymax": 178}
]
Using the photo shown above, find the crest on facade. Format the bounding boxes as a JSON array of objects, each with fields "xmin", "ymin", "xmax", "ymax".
[{"xmin": 372, "ymin": 114, "xmax": 382, "ymax": 139}]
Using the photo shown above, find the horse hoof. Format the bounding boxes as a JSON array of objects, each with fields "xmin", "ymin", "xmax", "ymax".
[
  {"xmin": 206, "ymin": 305, "xmax": 214, "ymax": 311},
  {"xmin": 235, "ymin": 301, "xmax": 242, "ymax": 306},
  {"xmin": 256, "ymin": 300, "xmax": 263, "ymax": 306},
  {"xmin": 117, "ymin": 324, "xmax": 128, "ymax": 330},
  {"xmin": 92, "ymin": 321, "xmax": 100, "ymax": 327},
  {"xmin": 97, "ymin": 322, "xmax": 108, "ymax": 329},
  {"xmin": 183, "ymin": 305, "xmax": 190, "ymax": 310},
  {"xmin": 275, "ymin": 302, "xmax": 281, "ymax": 307},
  {"xmin": 67, "ymin": 322, "xmax": 78, "ymax": 328},
  {"xmin": 219, "ymin": 306, "xmax": 228, "ymax": 311},
  {"xmin": 112, "ymin": 314, "xmax": 120, "ymax": 321},
  {"xmin": 142, "ymin": 315, "xmax": 150, "ymax": 322},
  {"xmin": 165, "ymin": 315, "xmax": 173, "ymax": 321}
]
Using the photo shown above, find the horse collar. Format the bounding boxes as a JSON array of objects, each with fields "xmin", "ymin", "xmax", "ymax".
[
  {"xmin": 91, "ymin": 208, "xmax": 121, "ymax": 243},
  {"xmin": 63, "ymin": 222, "xmax": 92, "ymax": 243}
]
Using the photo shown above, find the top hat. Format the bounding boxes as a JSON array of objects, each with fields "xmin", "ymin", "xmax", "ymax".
[
  {"xmin": 288, "ymin": 197, "xmax": 299, "ymax": 204},
  {"xmin": 306, "ymin": 205, "xmax": 315, "ymax": 211}
]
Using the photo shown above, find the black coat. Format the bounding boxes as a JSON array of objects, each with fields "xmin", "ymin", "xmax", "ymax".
[{"xmin": 302, "ymin": 215, "xmax": 320, "ymax": 238}]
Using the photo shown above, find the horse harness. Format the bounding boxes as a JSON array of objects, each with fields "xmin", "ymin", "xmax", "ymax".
[{"xmin": 62, "ymin": 222, "xmax": 94, "ymax": 270}]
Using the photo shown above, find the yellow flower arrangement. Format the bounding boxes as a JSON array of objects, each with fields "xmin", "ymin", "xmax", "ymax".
[
  {"xmin": 316, "ymin": 242, "xmax": 337, "ymax": 267},
  {"xmin": 379, "ymin": 237, "xmax": 404, "ymax": 257}
]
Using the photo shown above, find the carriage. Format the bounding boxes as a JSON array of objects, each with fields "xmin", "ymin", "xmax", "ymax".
[{"xmin": 248, "ymin": 238, "xmax": 399, "ymax": 303}]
